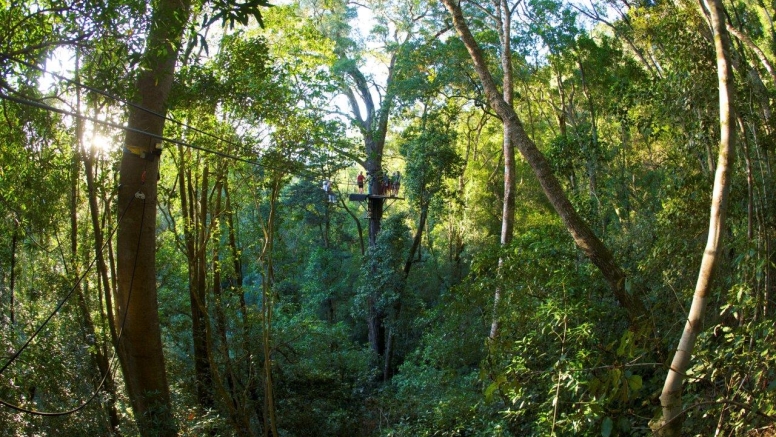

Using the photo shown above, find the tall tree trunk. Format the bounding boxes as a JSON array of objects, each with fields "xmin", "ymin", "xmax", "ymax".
[
  {"xmin": 339, "ymin": 56, "xmax": 397, "ymax": 361},
  {"xmin": 225, "ymin": 178, "xmax": 243, "ymax": 291},
  {"xmin": 71, "ymin": 180, "xmax": 121, "ymax": 436},
  {"xmin": 367, "ymin": 170, "xmax": 386, "ymax": 359},
  {"xmin": 226, "ymin": 181, "xmax": 264, "ymax": 429},
  {"xmin": 84, "ymin": 141, "xmax": 123, "ymax": 434},
  {"xmin": 196, "ymin": 165, "xmax": 214, "ymax": 410},
  {"xmin": 618, "ymin": 116, "xmax": 632, "ymax": 224},
  {"xmin": 115, "ymin": 0, "xmax": 190, "ymax": 432},
  {"xmin": 179, "ymin": 151, "xmax": 214, "ymax": 410},
  {"xmin": 577, "ymin": 54, "xmax": 601, "ymax": 222},
  {"xmin": 441, "ymin": 0, "xmax": 649, "ymax": 326},
  {"xmin": 259, "ymin": 177, "xmax": 281, "ymax": 437},
  {"xmin": 767, "ymin": 235, "xmax": 775, "ymax": 317},
  {"xmin": 212, "ymin": 171, "xmax": 253, "ymax": 436},
  {"xmin": 658, "ymin": 0, "xmax": 736, "ymax": 433},
  {"xmin": 74, "ymin": 73, "xmax": 121, "ymax": 433},
  {"xmin": 83, "ymin": 135, "xmax": 118, "ymax": 347},
  {"xmin": 490, "ymin": 0, "xmax": 516, "ymax": 340},
  {"xmin": 9, "ymin": 221, "xmax": 18, "ymax": 325}
]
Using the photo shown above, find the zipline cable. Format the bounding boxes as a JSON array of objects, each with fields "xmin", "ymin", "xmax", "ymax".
[
  {"xmin": 0, "ymin": 91, "xmax": 263, "ymax": 167},
  {"xmin": 4, "ymin": 55, "xmax": 255, "ymax": 156},
  {"xmin": 0, "ymin": 193, "xmax": 147, "ymax": 416},
  {"xmin": 3, "ymin": 57, "xmax": 349, "ymax": 178}
]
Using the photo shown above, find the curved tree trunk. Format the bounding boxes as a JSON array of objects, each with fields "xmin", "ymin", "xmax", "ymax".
[
  {"xmin": 115, "ymin": 0, "xmax": 191, "ymax": 433},
  {"xmin": 658, "ymin": 0, "xmax": 736, "ymax": 433},
  {"xmin": 441, "ymin": 0, "xmax": 648, "ymax": 326},
  {"xmin": 339, "ymin": 197, "xmax": 366, "ymax": 256}
]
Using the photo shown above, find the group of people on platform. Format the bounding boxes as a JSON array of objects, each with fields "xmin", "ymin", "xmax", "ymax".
[
  {"xmin": 356, "ymin": 170, "xmax": 400, "ymax": 196},
  {"xmin": 324, "ymin": 170, "xmax": 401, "ymax": 203}
]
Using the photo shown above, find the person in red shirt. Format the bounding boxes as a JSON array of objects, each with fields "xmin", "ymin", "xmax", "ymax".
[{"xmin": 357, "ymin": 171, "xmax": 365, "ymax": 193}]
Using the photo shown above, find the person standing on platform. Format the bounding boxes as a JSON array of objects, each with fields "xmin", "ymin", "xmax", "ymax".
[
  {"xmin": 382, "ymin": 172, "xmax": 390, "ymax": 195},
  {"xmin": 391, "ymin": 171, "xmax": 401, "ymax": 196},
  {"xmin": 323, "ymin": 179, "xmax": 335, "ymax": 203},
  {"xmin": 357, "ymin": 171, "xmax": 365, "ymax": 194}
]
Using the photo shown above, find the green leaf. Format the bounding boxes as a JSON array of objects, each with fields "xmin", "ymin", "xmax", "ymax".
[
  {"xmin": 628, "ymin": 374, "xmax": 643, "ymax": 392},
  {"xmin": 484, "ymin": 375, "xmax": 507, "ymax": 402},
  {"xmin": 601, "ymin": 417, "xmax": 613, "ymax": 437},
  {"xmin": 617, "ymin": 330, "xmax": 634, "ymax": 357}
]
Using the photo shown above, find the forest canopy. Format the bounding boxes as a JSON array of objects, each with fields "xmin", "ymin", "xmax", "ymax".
[{"xmin": 0, "ymin": 0, "xmax": 775, "ymax": 435}]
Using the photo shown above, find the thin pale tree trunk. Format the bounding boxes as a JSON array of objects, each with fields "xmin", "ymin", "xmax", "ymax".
[
  {"xmin": 226, "ymin": 181, "xmax": 264, "ymax": 429},
  {"xmin": 196, "ymin": 164, "xmax": 214, "ymax": 410},
  {"xmin": 490, "ymin": 0, "xmax": 517, "ymax": 340},
  {"xmin": 658, "ymin": 0, "xmax": 736, "ymax": 433}
]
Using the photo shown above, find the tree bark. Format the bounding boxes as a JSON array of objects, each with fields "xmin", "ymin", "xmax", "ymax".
[
  {"xmin": 441, "ymin": 0, "xmax": 648, "ymax": 325},
  {"xmin": 115, "ymin": 0, "xmax": 191, "ymax": 433},
  {"xmin": 341, "ymin": 58, "xmax": 397, "ymax": 360},
  {"xmin": 197, "ymin": 165, "xmax": 214, "ymax": 410},
  {"xmin": 9, "ymin": 221, "xmax": 18, "ymax": 325},
  {"xmin": 74, "ymin": 73, "xmax": 122, "ymax": 433},
  {"xmin": 226, "ymin": 180, "xmax": 264, "ymax": 429},
  {"xmin": 212, "ymin": 170, "xmax": 253, "ymax": 436},
  {"xmin": 576, "ymin": 54, "xmax": 601, "ymax": 221},
  {"xmin": 367, "ymin": 169, "xmax": 386, "ymax": 359},
  {"xmin": 658, "ymin": 0, "xmax": 736, "ymax": 433},
  {"xmin": 259, "ymin": 177, "xmax": 281, "ymax": 437},
  {"xmin": 725, "ymin": 24, "xmax": 776, "ymax": 84},
  {"xmin": 84, "ymin": 146, "xmax": 124, "ymax": 435},
  {"xmin": 489, "ymin": 0, "xmax": 517, "ymax": 340},
  {"xmin": 83, "ymin": 136, "xmax": 118, "ymax": 347}
]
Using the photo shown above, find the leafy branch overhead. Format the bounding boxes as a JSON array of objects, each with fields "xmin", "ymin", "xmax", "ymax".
[{"xmin": 205, "ymin": 0, "xmax": 274, "ymax": 29}]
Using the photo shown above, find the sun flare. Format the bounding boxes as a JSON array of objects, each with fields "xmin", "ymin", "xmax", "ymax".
[{"xmin": 86, "ymin": 124, "xmax": 119, "ymax": 156}]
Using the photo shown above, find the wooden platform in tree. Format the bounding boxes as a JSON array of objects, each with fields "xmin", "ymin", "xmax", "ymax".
[{"xmin": 348, "ymin": 193, "xmax": 404, "ymax": 201}]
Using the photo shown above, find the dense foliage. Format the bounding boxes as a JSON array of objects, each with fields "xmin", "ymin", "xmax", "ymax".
[{"xmin": 0, "ymin": 0, "xmax": 775, "ymax": 435}]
